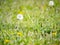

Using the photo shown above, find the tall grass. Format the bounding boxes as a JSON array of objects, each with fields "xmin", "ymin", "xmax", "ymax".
[{"xmin": 0, "ymin": 0, "xmax": 60, "ymax": 45}]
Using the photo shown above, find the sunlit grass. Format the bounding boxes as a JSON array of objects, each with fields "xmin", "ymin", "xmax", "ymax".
[{"xmin": 0, "ymin": 0, "xmax": 60, "ymax": 45}]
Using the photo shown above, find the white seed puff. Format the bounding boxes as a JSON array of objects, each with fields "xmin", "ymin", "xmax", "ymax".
[
  {"xmin": 17, "ymin": 14, "xmax": 23, "ymax": 20},
  {"xmin": 49, "ymin": 1, "xmax": 54, "ymax": 6}
]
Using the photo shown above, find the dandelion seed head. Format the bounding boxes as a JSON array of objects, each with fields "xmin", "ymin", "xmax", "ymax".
[
  {"xmin": 49, "ymin": 1, "xmax": 54, "ymax": 6},
  {"xmin": 17, "ymin": 14, "xmax": 23, "ymax": 20}
]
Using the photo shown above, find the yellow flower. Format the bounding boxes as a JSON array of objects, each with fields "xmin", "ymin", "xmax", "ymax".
[
  {"xmin": 18, "ymin": 11, "xmax": 23, "ymax": 14},
  {"xmin": 52, "ymin": 32, "xmax": 57, "ymax": 36},
  {"xmin": 17, "ymin": 32, "xmax": 23, "ymax": 36},
  {"xmin": 4, "ymin": 40, "xmax": 10, "ymax": 43}
]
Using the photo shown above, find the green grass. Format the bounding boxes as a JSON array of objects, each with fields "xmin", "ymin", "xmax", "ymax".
[{"xmin": 0, "ymin": 0, "xmax": 60, "ymax": 45}]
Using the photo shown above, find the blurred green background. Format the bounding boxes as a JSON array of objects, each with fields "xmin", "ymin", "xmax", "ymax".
[{"xmin": 0, "ymin": 0, "xmax": 60, "ymax": 45}]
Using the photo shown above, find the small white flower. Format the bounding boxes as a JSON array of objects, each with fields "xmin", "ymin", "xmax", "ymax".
[
  {"xmin": 17, "ymin": 14, "xmax": 23, "ymax": 20},
  {"xmin": 49, "ymin": 1, "xmax": 54, "ymax": 6}
]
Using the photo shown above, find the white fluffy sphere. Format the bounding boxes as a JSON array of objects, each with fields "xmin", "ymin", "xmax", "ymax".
[
  {"xmin": 17, "ymin": 14, "xmax": 23, "ymax": 20},
  {"xmin": 49, "ymin": 1, "xmax": 54, "ymax": 6}
]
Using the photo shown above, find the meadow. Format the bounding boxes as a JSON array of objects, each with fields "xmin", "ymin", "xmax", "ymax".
[{"xmin": 0, "ymin": 0, "xmax": 60, "ymax": 45}]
